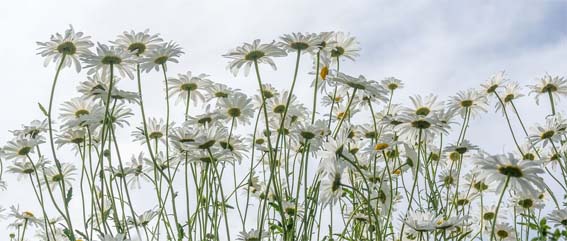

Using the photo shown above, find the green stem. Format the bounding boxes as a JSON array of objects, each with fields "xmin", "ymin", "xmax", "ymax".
[{"xmin": 490, "ymin": 176, "xmax": 510, "ymax": 241}]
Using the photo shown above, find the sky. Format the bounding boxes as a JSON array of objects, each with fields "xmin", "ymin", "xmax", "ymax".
[{"xmin": 0, "ymin": 0, "xmax": 566, "ymax": 239}]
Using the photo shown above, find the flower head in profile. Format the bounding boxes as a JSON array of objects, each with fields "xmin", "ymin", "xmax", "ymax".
[
  {"xmin": 223, "ymin": 39, "xmax": 287, "ymax": 76},
  {"xmin": 41, "ymin": 163, "xmax": 76, "ymax": 191},
  {"xmin": 547, "ymin": 208, "xmax": 567, "ymax": 227},
  {"xmin": 9, "ymin": 119, "xmax": 48, "ymax": 139},
  {"xmin": 481, "ymin": 71, "xmax": 508, "ymax": 94},
  {"xmin": 475, "ymin": 153, "xmax": 545, "ymax": 196},
  {"xmin": 82, "ymin": 43, "xmax": 136, "ymax": 79},
  {"xmin": 448, "ymin": 89, "xmax": 488, "ymax": 118},
  {"xmin": 3, "ymin": 137, "xmax": 43, "ymax": 161},
  {"xmin": 527, "ymin": 114, "xmax": 566, "ymax": 147},
  {"xmin": 402, "ymin": 210, "xmax": 466, "ymax": 232},
  {"xmin": 278, "ymin": 32, "xmax": 319, "ymax": 54},
  {"xmin": 528, "ymin": 74, "xmax": 567, "ymax": 104},
  {"xmin": 127, "ymin": 209, "xmax": 158, "ymax": 228},
  {"xmin": 36, "ymin": 25, "xmax": 93, "ymax": 72},
  {"xmin": 332, "ymin": 73, "xmax": 386, "ymax": 99},
  {"xmin": 112, "ymin": 29, "xmax": 163, "ymax": 56},
  {"xmin": 494, "ymin": 82, "xmax": 524, "ymax": 113},
  {"xmin": 140, "ymin": 41, "xmax": 184, "ymax": 72},
  {"xmin": 8, "ymin": 206, "xmax": 42, "ymax": 228}
]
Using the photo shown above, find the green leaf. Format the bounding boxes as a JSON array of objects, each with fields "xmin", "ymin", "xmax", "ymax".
[
  {"xmin": 62, "ymin": 228, "xmax": 76, "ymax": 241},
  {"xmin": 65, "ymin": 187, "xmax": 73, "ymax": 205},
  {"xmin": 38, "ymin": 102, "xmax": 48, "ymax": 116}
]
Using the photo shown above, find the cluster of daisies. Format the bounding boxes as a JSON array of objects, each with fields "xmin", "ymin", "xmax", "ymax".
[{"xmin": 0, "ymin": 26, "xmax": 567, "ymax": 241}]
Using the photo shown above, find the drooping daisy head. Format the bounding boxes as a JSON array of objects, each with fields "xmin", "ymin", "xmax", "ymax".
[{"xmin": 36, "ymin": 25, "xmax": 93, "ymax": 72}]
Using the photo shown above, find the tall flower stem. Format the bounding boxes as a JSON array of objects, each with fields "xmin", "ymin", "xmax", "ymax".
[
  {"xmin": 311, "ymin": 51, "xmax": 321, "ymax": 124},
  {"xmin": 161, "ymin": 63, "xmax": 183, "ymax": 240},
  {"xmin": 253, "ymin": 59, "xmax": 276, "ymax": 235},
  {"xmin": 494, "ymin": 93, "xmax": 523, "ymax": 154},
  {"xmin": 490, "ymin": 176, "xmax": 510, "ymax": 241},
  {"xmin": 45, "ymin": 54, "xmax": 77, "ymax": 239}
]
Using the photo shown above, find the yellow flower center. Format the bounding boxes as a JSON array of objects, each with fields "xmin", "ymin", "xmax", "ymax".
[
  {"xmin": 23, "ymin": 211, "xmax": 34, "ymax": 218},
  {"xmin": 374, "ymin": 143, "xmax": 389, "ymax": 151},
  {"xmin": 320, "ymin": 66, "xmax": 329, "ymax": 80}
]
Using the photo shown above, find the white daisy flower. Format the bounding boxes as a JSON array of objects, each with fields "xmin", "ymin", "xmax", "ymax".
[
  {"xmin": 494, "ymin": 82, "xmax": 524, "ymax": 113},
  {"xmin": 140, "ymin": 41, "xmax": 184, "ymax": 72},
  {"xmin": 168, "ymin": 71, "xmax": 212, "ymax": 106},
  {"xmin": 528, "ymin": 114, "xmax": 566, "ymax": 147},
  {"xmin": 330, "ymin": 32, "xmax": 360, "ymax": 61},
  {"xmin": 236, "ymin": 228, "xmax": 269, "ymax": 241},
  {"xmin": 41, "ymin": 162, "xmax": 76, "ymax": 191},
  {"xmin": 319, "ymin": 161, "xmax": 346, "ymax": 207},
  {"xmin": 547, "ymin": 208, "xmax": 567, "ymax": 227},
  {"xmin": 486, "ymin": 222, "xmax": 516, "ymax": 241},
  {"xmin": 278, "ymin": 32, "xmax": 320, "ymax": 54},
  {"xmin": 97, "ymin": 233, "xmax": 129, "ymax": 241},
  {"xmin": 36, "ymin": 25, "xmax": 93, "ymax": 72},
  {"xmin": 475, "ymin": 153, "xmax": 545, "ymax": 196},
  {"xmin": 223, "ymin": 39, "xmax": 287, "ymax": 76},
  {"xmin": 9, "ymin": 119, "xmax": 48, "ymax": 139},
  {"xmin": 448, "ymin": 89, "xmax": 488, "ymax": 119},
  {"xmin": 132, "ymin": 118, "xmax": 170, "ymax": 144},
  {"xmin": 528, "ymin": 74, "xmax": 567, "ymax": 104},
  {"xmin": 405, "ymin": 94, "xmax": 444, "ymax": 117},
  {"xmin": 127, "ymin": 209, "xmax": 158, "ymax": 227},
  {"xmin": 481, "ymin": 71, "xmax": 508, "ymax": 94},
  {"xmin": 3, "ymin": 137, "xmax": 42, "ymax": 161},
  {"xmin": 381, "ymin": 77, "xmax": 404, "ymax": 91},
  {"xmin": 82, "ymin": 43, "xmax": 136, "ymax": 79},
  {"xmin": 402, "ymin": 210, "xmax": 466, "ymax": 232},
  {"xmin": 112, "ymin": 29, "xmax": 163, "ymax": 56}
]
